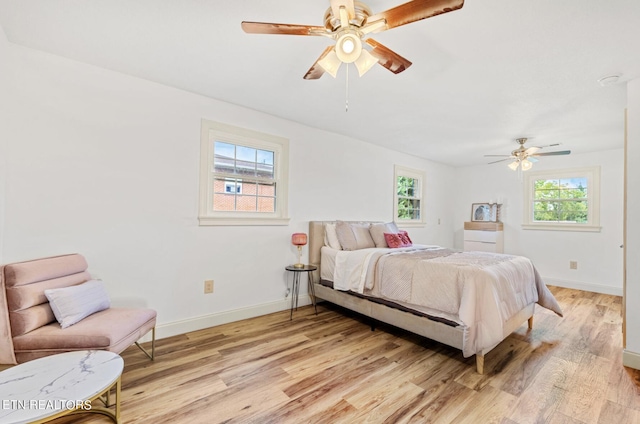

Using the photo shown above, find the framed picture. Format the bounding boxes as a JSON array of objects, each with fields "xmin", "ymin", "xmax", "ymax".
[{"xmin": 471, "ymin": 203, "xmax": 498, "ymax": 222}]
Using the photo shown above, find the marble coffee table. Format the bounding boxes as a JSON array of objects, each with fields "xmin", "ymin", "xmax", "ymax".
[{"xmin": 0, "ymin": 350, "xmax": 124, "ymax": 424}]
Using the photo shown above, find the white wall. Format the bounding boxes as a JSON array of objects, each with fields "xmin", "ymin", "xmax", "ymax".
[
  {"xmin": 453, "ymin": 149, "xmax": 624, "ymax": 295},
  {"xmin": 0, "ymin": 27, "xmax": 9, "ymax": 263},
  {"xmin": 0, "ymin": 38, "xmax": 455, "ymax": 338},
  {"xmin": 625, "ymin": 78, "xmax": 640, "ymax": 367}
]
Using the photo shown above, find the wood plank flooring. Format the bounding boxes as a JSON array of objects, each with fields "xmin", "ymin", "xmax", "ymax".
[{"xmin": 51, "ymin": 287, "xmax": 640, "ymax": 424}]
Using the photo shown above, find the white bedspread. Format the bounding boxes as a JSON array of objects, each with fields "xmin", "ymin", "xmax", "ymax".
[{"xmin": 328, "ymin": 245, "xmax": 562, "ymax": 357}]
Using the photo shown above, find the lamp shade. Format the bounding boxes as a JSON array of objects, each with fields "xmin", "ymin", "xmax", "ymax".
[
  {"xmin": 292, "ymin": 233, "xmax": 308, "ymax": 246},
  {"xmin": 521, "ymin": 159, "xmax": 533, "ymax": 171}
]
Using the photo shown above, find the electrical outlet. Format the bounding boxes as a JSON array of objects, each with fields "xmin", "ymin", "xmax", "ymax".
[
  {"xmin": 204, "ymin": 280, "xmax": 214, "ymax": 294},
  {"xmin": 569, "ymin": 261, "xmax": 578, "ymax": 270}
]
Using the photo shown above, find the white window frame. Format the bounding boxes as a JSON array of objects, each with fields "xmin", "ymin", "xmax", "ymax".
[
  {"xmin": 393, "ymin": 165, "xmax": 426, "ymax": 227},
  {"xmin": 522, "ymin": 166, "xmax": 601, "ymax": 232},
  {"xmin": 198, "ymin": 119, "xmax": 290, "ymax": 226}
]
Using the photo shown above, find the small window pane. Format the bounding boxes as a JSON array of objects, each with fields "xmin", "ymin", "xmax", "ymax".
[
  {"xmin": 257, "ymin": 150, "xmax": 274, "ymax": 166},
  {"xmin": 560, "ymin": 201, "xmax": 588, "ymax": 223},
  {"xmin": 213, "ymin": 178, "xmax": 230, "ymax": 194},
  {"xmin": 213, "ymin": 142, "xmax": 235, "ymax": 173},
  {"xmin": 398, "ymin": 199, "xmax": 421, "ymax": 220},
  {"xmin": 237, "ymin": 146, "xmax": 256, "ymax": 162},
  {"xmin": 258, "ymin": 182, "xmax": 275, "ymax": 196},
  {"xmin": 237, "ymin": 195, "xmax": 257, "ymax": 211},
  {"xmin": 258, "ymin": 197, "xmax": 275, "ymax": 212},
  {"xmin": 257, "ymin": 164, "xmax": 274, "ymax": 178},
  {"xmin": 213, "ymin": 193, "xmax": 235, "ymax": 211},
  {"xmin": 397, "ymin": 177, "xmax": 418, "ymax": 197}
]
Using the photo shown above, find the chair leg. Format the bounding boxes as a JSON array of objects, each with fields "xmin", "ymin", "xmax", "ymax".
[{"xmin": 134, "ymin": 327, "xmax": 155, "ymax": 360}]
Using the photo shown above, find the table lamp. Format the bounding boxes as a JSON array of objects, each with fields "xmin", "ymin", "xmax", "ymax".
[{"xmin": 291, "ymin": 233, "xmax": 308, "ymax": 268}]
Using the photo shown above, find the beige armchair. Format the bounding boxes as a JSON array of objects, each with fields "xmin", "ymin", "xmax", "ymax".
[{"xmin": 0, "ymin": 253, "xmax": 156, "ymax": 364}]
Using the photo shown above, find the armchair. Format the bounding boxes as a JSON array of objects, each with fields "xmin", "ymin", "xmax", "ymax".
[{"xmin": 0, "ymin": 253, "xmax": 156, "ymax": 364}]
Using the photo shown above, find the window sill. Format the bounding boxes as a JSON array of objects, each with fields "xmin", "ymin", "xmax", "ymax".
[
  {"xmin": 522, "ymin": 223, "xmax": 601, "ymax": 232},
  {"xmin": 199, "ymin": 216, "xmax": 291, "ymax": 226}
]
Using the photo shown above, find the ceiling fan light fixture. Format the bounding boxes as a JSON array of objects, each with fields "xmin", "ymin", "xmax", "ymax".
[
  {"xmin": 335, "ymin": 32, "xmax": 362, "ymax": 63},
  {"xmin": 508, "ymin": 161, "xmax": 520, "ymax": 171},
  {"xmin": 521, "ymin": 159, "xmax": 533, "ymax": 171},
  {"xmin": 317, "ymin": 48, "xmax": 341, "ymax": 78},
  {"xmin": 354, "ymin": 49, "xmax": 377, "ymax": 76}
]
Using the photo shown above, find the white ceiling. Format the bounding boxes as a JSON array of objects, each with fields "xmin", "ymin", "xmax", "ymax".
[{"xmin": 1, "ymin": 0, "xmax": 638, "ymax": 167}]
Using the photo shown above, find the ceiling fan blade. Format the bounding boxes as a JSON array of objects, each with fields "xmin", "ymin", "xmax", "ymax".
[
  {"xmin": 241, "ymin": 21, "xmax": 328, "ymax": 36},
  {"xmin": 488, "ymin": 158, "xmax": 513, "ymax": 164},
  {"xmin": 530, "ymin": 150, "xmax": 571, "ymax": 157},
  {"xmin": 331, "ymin": 0, "xmax": 356, "ymax": 24},
  {"xmin": 304, "ymin": 46, "xmax": 339, "ymax": 80},
  {"xmin": 532, "ymin": 143, "xmax": 561, "ymax": 149},
  {"xmin": 525, "ymin": 146, "xmax": 540, "ymax": 155},
  {"xmin": 367, "ymin": 0, "xmax": 464, "ymax": 31},
  {"xmin": 364, "ymin": 38, "xmax": 412, "ymax": 74}
]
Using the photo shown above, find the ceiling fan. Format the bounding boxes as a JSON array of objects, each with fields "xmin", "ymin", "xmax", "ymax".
[
  {"xmin": 486, "ymin": 138, "xmax": 571, "ymax": 171},
  {"xmin": 241, "ymin": 0, "xmax": 465, "ymax": 80}
]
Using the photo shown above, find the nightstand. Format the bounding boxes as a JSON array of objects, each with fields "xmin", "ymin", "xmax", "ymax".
[
  {"xmin": 463, "ymin": 221, "xmax": 504, "ymax": 253},
  {"xmin": 285, "ymin": 265, "xmax": 318, "ymax": 320}
]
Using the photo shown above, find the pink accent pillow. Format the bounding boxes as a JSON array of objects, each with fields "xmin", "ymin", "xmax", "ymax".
[
  {"xmin": 384, "ymin": 232, "xmax": 412, "ymax": 248},
  {"xmin": 398, "ymin": 230, "xmax": 412, "ymax": 245}
]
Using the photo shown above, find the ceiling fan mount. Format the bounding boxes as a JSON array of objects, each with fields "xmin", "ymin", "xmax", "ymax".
[
  {"xmin": 323, "ymin": 1, "xmax": 372, "ymax": 31},
  {"xmin": 486, "ymin": 137, "xmax": 571, "ymax": 171},
  {"xmin": 241, "ymin": 0, "xmax": 465, "ymax": 80}
]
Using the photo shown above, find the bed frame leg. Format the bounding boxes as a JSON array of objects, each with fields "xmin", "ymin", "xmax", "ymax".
[
  {"xmin": 476, "ymin": 354, "xmax": 485, "ymax": 375},
  {"xmin": 528, "ymin": 316, "xmax": 534, "ymax": 330}
]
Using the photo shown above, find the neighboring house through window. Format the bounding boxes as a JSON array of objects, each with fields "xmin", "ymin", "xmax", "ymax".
[
  {"xmin": 199, "ymin": 120, "xmax": 290, "ymax": 226},
  {"xmin": 394, "ymin": 165, "xmax": 426, "ymax": 227},
  {"xmin": 522, "ymin": 166, "xmax": 601, "ymax": 232}
]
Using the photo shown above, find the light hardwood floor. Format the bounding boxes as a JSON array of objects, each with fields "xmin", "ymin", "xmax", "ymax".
[{"xmin": 52, "ymin": 286, "xmax": 639, "ymax": 424}]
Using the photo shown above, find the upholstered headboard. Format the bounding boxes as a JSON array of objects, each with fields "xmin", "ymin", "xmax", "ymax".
[
  {"xmin": 308, "ymin": 221, "xmax": 329, "ymax": 273},
  {"xmin": 308, "ymin": 221, "xmax": 384, "ymax": 281}
]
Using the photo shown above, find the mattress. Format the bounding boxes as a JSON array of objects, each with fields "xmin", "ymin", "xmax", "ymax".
[{"xmin": 320, "ymin": 245, "xmax": 464, "ymax": 326}]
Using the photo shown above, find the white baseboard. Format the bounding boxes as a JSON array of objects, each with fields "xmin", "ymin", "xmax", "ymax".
[
  {"xmin": 623, "ymin": 349, "xmax": 640, "ymax": 370},
  {"xmin": 543, "ymin": 276, "xmax": 622, "ymax": 296},
  {"xmin": 139, "ymin": 295, "xmax": 312, "ymax": 342}
]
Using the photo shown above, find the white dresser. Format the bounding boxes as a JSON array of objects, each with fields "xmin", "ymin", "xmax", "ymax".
[{"xmin": 463, "ymin": 221, "xmax": 504, "ymax": 253}]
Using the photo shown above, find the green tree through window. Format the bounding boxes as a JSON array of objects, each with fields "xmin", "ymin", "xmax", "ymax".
[
  {"xmin": 533, "ymin": 178, "xmax": 588, "ymax": 223},
  {"xmin": 397, "ymin": 176, "xmax": 420, "ymax": 220},
  {"xmin": 394, "ymin": 165, "xmax": 425, "ymax": 226}
]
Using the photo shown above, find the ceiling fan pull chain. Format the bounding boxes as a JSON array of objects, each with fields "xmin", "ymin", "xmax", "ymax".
[{"xmin": 345, "ymin": 64, "xmax": 349, "ymax": 112}]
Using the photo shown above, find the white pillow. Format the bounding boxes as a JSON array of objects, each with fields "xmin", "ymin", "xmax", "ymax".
[
  {"xmin": 44, "ymin": 280, "xmax": 111, "ymax": 329},
  {"xmin": 324, "ymin": 223, "xmax": 342, "ymax": 250},
  {"xmin": 335, "ymin": 221, "xmax": 375, "ymax": 251},
  {"xmin": 369, "ymin": 222, "xmax": 400, "ymax": 247}
]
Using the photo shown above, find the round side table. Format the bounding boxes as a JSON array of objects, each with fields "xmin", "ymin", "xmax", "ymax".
[
  {"xmin": 0, "ymin": 350, "xmax": 123, "ymax": 423},
  {"xmin": 285, "ymin": 264, "xmax": 318, "ymax": 320}
]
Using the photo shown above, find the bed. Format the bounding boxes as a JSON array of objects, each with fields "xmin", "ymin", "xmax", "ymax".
[{"xmin": 308, "ymin": 220, "xmax": 563, "ymax": 374}]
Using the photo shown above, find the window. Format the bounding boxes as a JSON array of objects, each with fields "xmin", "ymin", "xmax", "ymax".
[
  {"xmin": 199, "ymin": 120, "xmax": 289, "ymax": 226},
  {"xmin": 394, "ymin": 165, "xmax": 426, "ymax": 227},
  {"xmin": 224, "ymin": 181, "xmax": 242, "ymax": 194},
  {"xmin": 523, "ymin": 166, "xmax": 601, "ymax": 232}
]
